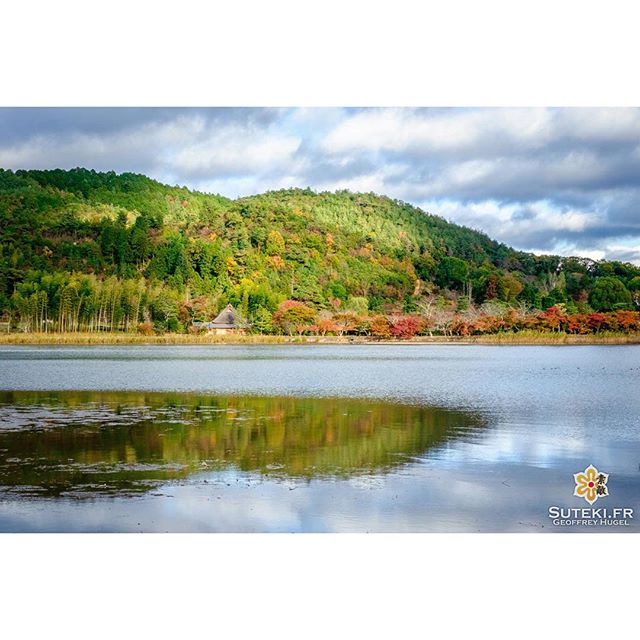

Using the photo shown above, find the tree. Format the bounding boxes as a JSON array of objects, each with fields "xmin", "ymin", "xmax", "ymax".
[
  {"xmin": 519, "ymin": 282, "xmax": 542, "ymax": 309},
  {"xmin": 541, "ymin": 305, "xmax": 567, "ymax": 332},
  {"xmin": 266, "ymin": 230, "xmax": 285, "ymax": 256},
  {"xmin": 542, "ymin": 287, "xmax": 567, "ymax": 309},
  {"xmin": 501, "ymin": 273, "xmax": 524, "ymax": 301},
  {"xmin": 332, "ymin": 312, "xmax": 360, "ymax": 336},
  {"xmin": 628, "ymin": 276, "xmax": 640, "ymax": 308},
  {"xmin": 485, "ymin": 274, "xmax": 498, "ymax": 301},
  {"xmin": 3, "ymin": 167, "xmax": 640, "ymax": 337},
  {"xmin": 312, "ymin": 317, "xmax": 339, "ymax": 336},
  {"xmin": 589, "ymin": 277, "xmax": 632, "ymax": 311},
  {"xmin": 272, "ymin": 300, "xmax": 316, "ymax": 335},
  {"xmin": 436, "ymin": 256, "xmax": 469, "ymax": 290},
  {"xmin": 413, "ymin": 251, "xmax": 436, "ymax": 281},
  {"xmin": 251, "ymin": 306, "xmax": 274, "ymax": 334},
  {"xmin": 128, "ymin": 214, "xmax": 151, "ymax": 265},
  {"xmin": 369, "ymin": 315, "xmax": 391, "ymax": 338},
  {"xmin": 390, "ymin": 316, "xmax": 423, "ymax": 339}
]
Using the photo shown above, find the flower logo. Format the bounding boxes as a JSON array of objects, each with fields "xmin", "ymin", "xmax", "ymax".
[{"xmin": 574, "ymin": 465, "xmax": 608, "ymax": 505}]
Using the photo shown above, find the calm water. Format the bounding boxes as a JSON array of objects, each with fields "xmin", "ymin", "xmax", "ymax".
[{"xmin": 0, "ymin": 344, "xmax": 638, "ymax": 532}]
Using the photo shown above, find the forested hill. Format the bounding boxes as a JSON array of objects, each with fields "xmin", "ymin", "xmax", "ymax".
[{"xmin": 1, "ymin": 167, "xmax": 639, "ymax": 333}]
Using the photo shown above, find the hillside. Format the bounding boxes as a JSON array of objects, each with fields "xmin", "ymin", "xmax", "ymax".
[{"xmin": 1, "ymin": 167, "xmax": 639, "ymax": 335}]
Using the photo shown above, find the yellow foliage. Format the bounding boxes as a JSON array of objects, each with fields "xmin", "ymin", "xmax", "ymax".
[
  {"xmin": 226, "ymin": 256, "xmax": 238, "ymax": 275},
  {"xmin": 267, "ymin": 255, "xmax": 285, "ymax": 270},
  {"xmin": 239, "ymin": 278, "xmax": 255, "ymax": 290}
]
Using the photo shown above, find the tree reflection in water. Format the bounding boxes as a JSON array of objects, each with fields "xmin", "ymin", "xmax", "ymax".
[{"xmin": 0, "ymin": 391, "xmax": 485, "ymax": 497}]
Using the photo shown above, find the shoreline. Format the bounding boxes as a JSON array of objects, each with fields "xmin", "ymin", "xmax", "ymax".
[{"xmin": 1, "ymin": 331, "xmax": 639, "ymax": 346}]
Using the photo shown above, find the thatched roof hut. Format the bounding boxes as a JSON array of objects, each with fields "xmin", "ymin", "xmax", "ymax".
[
  {"xmin": 209, "ymin": 304, "xmax": 240, "ymax": 329},
  {"xmin": 193, "ymin": 304, "xmax": 247, "ymax": 333}
]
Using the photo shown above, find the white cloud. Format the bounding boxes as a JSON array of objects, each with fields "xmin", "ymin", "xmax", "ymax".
[
  {"xmin": 321, "ymin": 107, "xmax": 555, "ymax": 155},
  {"xmin": 414, "ymin": 197, "xmax": 639, "ymax": 261},
  {"xmin": 1, "ymin": 107, "xmax": 640, "ymax": 263},
  {"xmin": 172, "ymin": 128, "xmax": 300, "ymax": 178},
  {"xmin": 321, "ymin": 107, "xmax": 640, "ymax": 157}
]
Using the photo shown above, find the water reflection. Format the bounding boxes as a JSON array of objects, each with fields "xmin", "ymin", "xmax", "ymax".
[{"xmin": 0, "ymin": 391, "xmax": 484, "ymax": 497}]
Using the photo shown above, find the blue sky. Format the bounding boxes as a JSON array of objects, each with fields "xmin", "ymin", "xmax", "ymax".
[{"xmin": 1, "ymin": 107, "xmax": 639, "ymax": 263}]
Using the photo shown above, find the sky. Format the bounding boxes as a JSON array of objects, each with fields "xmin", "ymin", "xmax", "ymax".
[{"xmin": 1, "ymin": 107, "xmax": 639, "ymax": 264}]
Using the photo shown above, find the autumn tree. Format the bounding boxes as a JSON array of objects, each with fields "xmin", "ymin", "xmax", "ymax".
[
  {"xmin": 369, "ymin": 315, "xmax": 391, "ymax": 338},
  {"xmin": 390, "ymin": 316, "xmax": 423, "ymax": 339},
  {"xmin": 266, "ymin": 230, "xmax": 285, "ymax": 256},
  {"xmin": 272, "ymin": 300, "xmax": 316, "ymax": 335}
]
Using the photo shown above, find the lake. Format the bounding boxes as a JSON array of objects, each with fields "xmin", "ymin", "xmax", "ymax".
[{"xmin": 0, "ymin": 344, "xmax": 638, "ymax": 532}]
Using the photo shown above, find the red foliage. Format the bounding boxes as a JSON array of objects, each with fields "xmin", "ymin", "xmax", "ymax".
[
  {"xmin": 450, "ymin": 317, "xmax": 471, "ymax": 336},
  {"xmin": 390, "ymin": 316, "xmax": 423, "ymax": 339},
  {"xmin": 540, "ymin": 306, "xmax": 568, "ymax": 332},
  {"xmin": 272, "ymin": 300, "xmax": 317, "ymax": 334},
  {"xmin": 485, "ymin": 275, "xmax": 498, "ymax": 300},
  {"xmin": 312, "ymin": 318, "xmax": 339, "ymax": 335},
  {"xmin": 447, "ymin": 309, "xmax": 640, "ymax": 336},
  {"xmin": 566, "ymin": 314, "xmax": 589, "ymax": 334},
  {"xmin": 271, "ymin": 305, "xmax": 640, "ymax": 338},
  {"xmin": 612, "ymin": 310, "xmax": 640, "ymax": 331},
  {"xmin": 586, "ymin": 312, "xmax": 607, "ymax": 332}
]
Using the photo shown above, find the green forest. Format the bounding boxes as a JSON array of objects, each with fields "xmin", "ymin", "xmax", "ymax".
[{"xmin": 1, "ymin": 167, "xmax": 640, "ymax": 337}]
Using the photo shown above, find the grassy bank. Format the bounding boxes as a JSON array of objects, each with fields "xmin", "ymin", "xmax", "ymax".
[
  {"xmin": 466, "ymin": 330, "xmax": 640, "ymax": 344},
  {"xmin": 1, "ymin": 331, "xmax": 639, "ymax": 345},
  {"xmin": 0, "ymin": 332, "xmax": 296, "ymax": 345}
]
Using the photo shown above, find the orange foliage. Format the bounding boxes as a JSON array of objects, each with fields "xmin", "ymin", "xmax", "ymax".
[
  {"xmin": 448, "ymin": 308, "xmax": 640, "ymax": 336},
  {"xmin": 370, "ymin": 315, "xmax": 392, "ymax": 338}
]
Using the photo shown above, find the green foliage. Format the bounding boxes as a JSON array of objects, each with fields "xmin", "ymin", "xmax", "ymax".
[
  {"xmin": 436, "ymin": 256, "xmax": 468, "ymax": 290},
  {"xmin": 266, "ymin": 230, "xmax": 285, "ymax": 255},
  {"xmin": 345, "ymin": 296, "xmax": 369, "ymax": 315},
  {"xmin": 1, "ymin": 168, "xmax": 639, "ymax": 333},
  {"xmin": 628, "ymin": 276, "xmax": 640, "ymax": 308},
  {"xmin": 589, "ymin": 277, "xmax": 633, "ymax": 311},
  {"xmin": 542, "ymin": 287, "xmax": 567, "ymax": 309},
  {"xmin": 251, "ymin": 306, "xmax": 275, "ymax": 334}
]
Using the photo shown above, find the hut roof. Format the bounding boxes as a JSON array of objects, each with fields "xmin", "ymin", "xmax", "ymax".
[{"xmin": 209, "ymin": 304, "xmax": 241, "ymax": 328}]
